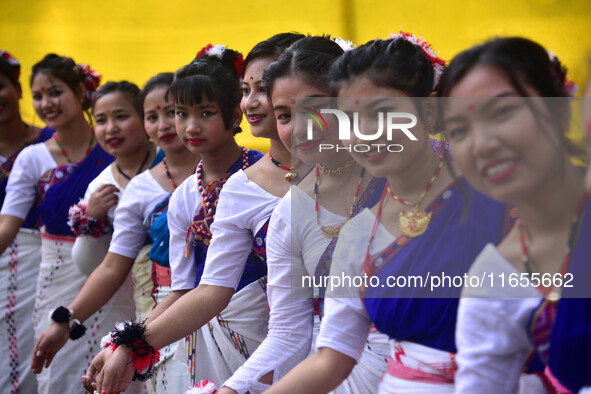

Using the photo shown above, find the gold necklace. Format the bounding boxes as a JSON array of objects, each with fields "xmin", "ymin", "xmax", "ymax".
[
  {"xmin": 314, "ymin": 165, "xmax": 365, "ymax": 238},
  {"xmin": 387, "ymin": 155, "xmax": 444, "ymax": 237},
  {"xmin": 317, "ymin": 160, "xmax": 354, "ymax": 176}
]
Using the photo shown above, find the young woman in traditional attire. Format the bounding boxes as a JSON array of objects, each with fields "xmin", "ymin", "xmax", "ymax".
[
  {"xmin": 438, "ymin": 37, "xmax": 590, "ymax": 393},
  {"xmin": 0, "ymin": 53, "xmax": 112, "ymax": 393},
  {"xmin": 0, "ymin": 49, "xmax": 54, "ymax": 394},
  {"xmin": 32, "ymin": 72, "xmax": 198, "ymax": 393}
]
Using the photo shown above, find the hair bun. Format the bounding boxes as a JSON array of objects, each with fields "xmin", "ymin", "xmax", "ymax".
[{"xmin": 194, "ymin": 44, "xmax": 244, "ymax": 79}]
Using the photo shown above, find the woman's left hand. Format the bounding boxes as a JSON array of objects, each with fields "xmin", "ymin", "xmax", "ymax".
[
  {"xmin": 81, "ymin": 347, "xmax": 112, "ymax": 392},
  {"xmin": 94, "ymin": 346, "xmax": 134, "ymax": 394}
]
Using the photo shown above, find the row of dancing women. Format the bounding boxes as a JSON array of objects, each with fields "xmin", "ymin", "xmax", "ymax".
[{"xmin": 0, "ymin": 30, "xmax": 589, "ymax": 394}]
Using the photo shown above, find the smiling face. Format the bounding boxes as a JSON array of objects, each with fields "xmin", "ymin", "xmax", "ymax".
[
  {"xmin": 241, "ymin": 57, "xmax": 276, "ymax": 139},
  {"xmin": 93, "ymin": 91, "xmax": 146, "ymax": 158},
  {"xmin": 31, "ymin": 72, "xmax": 84, "ymax": 129},
  {"xmin": 0, "ymin": 74, "xmax": 21, "ymax": 125},
  {"xmin": 270, "ymin": 74, "xmax": 337, "ymax": 164},
  {"xmin": 174, "ymin": 95, "xmax": 235, "ymax": 155},
  {"xmin": 143, "ymin": 86, "xmax": 185, "ymax": 154},
  {"xmin": 337, "ymin": 76, "xmax": 432, "ymax": 178},
  {"xmin": 445, "ymin": 65, "xmax": 563, "ymax": 203}
]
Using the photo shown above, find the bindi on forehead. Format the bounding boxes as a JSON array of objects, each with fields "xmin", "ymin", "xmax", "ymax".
[{"xmin": 156, "ymin": 105, "xmax": 161, "ymax": 110}]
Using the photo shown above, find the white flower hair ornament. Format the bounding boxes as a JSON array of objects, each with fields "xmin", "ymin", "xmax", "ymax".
[
  {"xmin": 332, "ymin": 37, "xmax": 357, "ymax": 52},
  {"xmin": 387, "ymin": 30, "xmax": 446, "ymax": 89},
  {"xmin": 196, "ymin": 44, "xmax": 226, "ymax": 60}
]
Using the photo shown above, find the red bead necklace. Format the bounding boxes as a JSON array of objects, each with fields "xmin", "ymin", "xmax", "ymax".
[
  {"xmin": 53, "ymin": 132, "xmax": 94, "ymax": 164},
  {"xmin": 197, "ymin": 146, "xmax": 249, "ymax": 215},
  {"xmin": 268, "ymin": 148, "xmax": 301, "ymax": 181},
  {"xmin": 162, "ymin": 158, "xmax": 178, "ymax": 189}
]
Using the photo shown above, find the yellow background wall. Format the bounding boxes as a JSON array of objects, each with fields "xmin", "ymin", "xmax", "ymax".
[{"xmin": 3, "ymin": 0, "xmax": 591, "ymax": 152}]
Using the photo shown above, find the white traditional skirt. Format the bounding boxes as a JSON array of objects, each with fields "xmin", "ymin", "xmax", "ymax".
[
  {"xmin": 310, "ymin": 315, "xmax": 390, "ymax": 394},
  {"xmin": 178, "ymin": 277, "xmax": 270, "ymax": 388},
  {"xmin": 0, "ymin": 228, "xmax": 41, "ymax": 394},
  {"xmin": 34, "ymin": 232, "xmax": 135, "ymax": 394},
  {"xmin": 148, "ymin": 261, "xmax": 191, "ymax": 394}
]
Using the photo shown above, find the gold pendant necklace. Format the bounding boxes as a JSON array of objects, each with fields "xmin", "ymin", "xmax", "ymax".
[
  {"xmin": 388, "ymin": 155, "xmax": 444, "ymax": 237},
  {"xmin": 398, "ymin": 208, "xmax": 434, "ymax": 237}
]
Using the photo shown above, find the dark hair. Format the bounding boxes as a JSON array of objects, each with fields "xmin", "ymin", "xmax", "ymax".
[
  {"xmin": 168, "ymin": 47, "xmax": 243, "ymax": 134},
  {"xmin": 438, "ymin": 37, "xmax": 569, "ymax": 98},
  {"xmin": 91, "ymin": 81, "xmax": 142, "ymax": 116},
  {"xmin": 330, "ymin": 38, "xmax": 437, "ymax": 97},
  {"xmin": 243, "ymin": 32, "xmax": 306, "ymax": 73},
  {"xmin": 0, "ymin": 55, "xmax": 20, "ymax": 89},
  {"xmin": 140, "ymin": 72, "xmax": 174, "ymax": 110},
  {"xmin": 262, "ymin": 36, "xmax": 344, "ymax": 99},
  {"xmin": 437, "ymin": 37, "xmax": 584, "ymax": 160},
  {"xmin": 31, "ymin": 54, "xmax": 97, "ymax": 110}
]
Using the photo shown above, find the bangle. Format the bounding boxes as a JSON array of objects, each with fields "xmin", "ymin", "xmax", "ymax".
[
  {"xmin": 49, "ymin": 306, "xmax": 87, "ymax": 340},
  {"xmin": 68, "ymin": 201, "xmax": 113, "ymax": 238},
  {"xmin": 109, "ymin": 321, "xmax": 161, "ymax": 382}
]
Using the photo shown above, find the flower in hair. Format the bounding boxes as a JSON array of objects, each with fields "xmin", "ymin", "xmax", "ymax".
[
  {"xmin": 186, "ymin": 380, "xmax": 217, "ymax": 394},
  {"xmin": 387, "ymin": 30, "xmax": 446, "ymax": 89},
  {"xmin": 548, "ymin": 50, "xmax": 579, "ymax": 98},
  {"xmin": 0, "ymin": 49, "xmax": 21, "ymax": 79},
  {"xmin": 232, "ymin": 53, "xmax": 245, "ymax": 79},
  {"xmin": 332, "ymin": 37, "xmax": 356, "ymax": 52},
  {"xmin": 197, "ymin": 44, "xmax": 226, "ymax": 60},
  {"xmin": 78, "ymin": 64, "xmax": 102, "ymax": 103},
  {"xmin": 196, "ymin": 43, "xmax": 244, "ymax": 78}
]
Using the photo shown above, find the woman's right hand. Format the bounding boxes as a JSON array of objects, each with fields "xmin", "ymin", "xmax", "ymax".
[
  {"xmin": 85, "ymin": 184, "xmax": 119, "ymax": 219},
  {"xmin": 30, "ymin": 322, "xmax": 70, "ymax": 373}
]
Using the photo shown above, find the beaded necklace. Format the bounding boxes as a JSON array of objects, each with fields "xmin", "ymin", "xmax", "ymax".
[
  {"xmin": 162, "ymin": 158, "xmax": 178, "ymax": 189},
  {"xmin": 197, "ymin": 146, "xmax": 248, "ymax": 215},
  {"xmin": 268, "ymin": 148, "xmax": 301, "ymax": 181},
  {"xmin": 518, "ymin": 191, "xmax": 588, "ymax": 299},
  {"xmin": 53, "ymin": 132, "xmax": 94, "ymax": 164}
]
